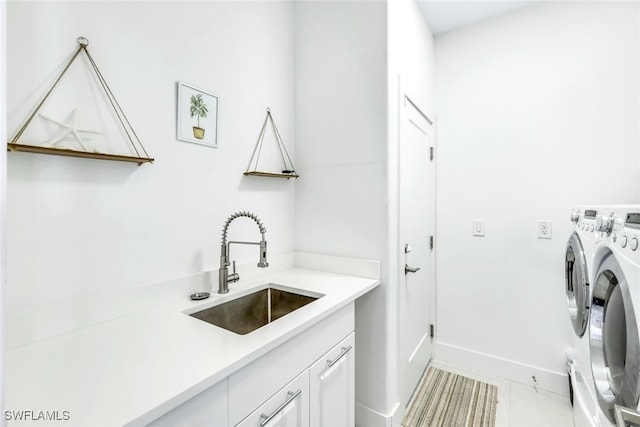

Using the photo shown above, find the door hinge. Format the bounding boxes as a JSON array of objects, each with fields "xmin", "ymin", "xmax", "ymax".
[
  {"xmin": 429, "ymin": 235, "xmax": 434, "ymax": 250},
  {"xmin": 430, "ymin": 324, "xmax": 435, "ymax": 338},
  {"xmin": 429, "ymin": 146, "xmax": 434, "ymax": 161}
]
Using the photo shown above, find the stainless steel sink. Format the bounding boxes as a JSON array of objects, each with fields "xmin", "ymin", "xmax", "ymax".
[{"xmin": 190, "ymin": 286, "xmax": 321, "ymax": 335}]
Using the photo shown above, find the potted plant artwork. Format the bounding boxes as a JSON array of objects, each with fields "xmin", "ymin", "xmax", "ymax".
[
  {"xmin": 190, "ymin": 94, "xmax": 208, "ymax": 139},
  {"xmin": 177, "ymin": 82, "xmax": 218, "ymax": 147}
]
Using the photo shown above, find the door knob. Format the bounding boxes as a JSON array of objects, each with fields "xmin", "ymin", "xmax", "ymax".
[{"xmin": 405, "ymin": 264, "xmax": 421, "ymax": 274}]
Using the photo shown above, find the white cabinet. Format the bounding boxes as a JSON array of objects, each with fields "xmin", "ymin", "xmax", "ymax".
[
  {"xmin": 309, "ymin": 333, "xmax": 355, "ymax": 427},
  {"xmin": 236, "ymin": 332, "xmax": 355, "ymax": 427},
  {"xmin": 236, "ymin": 371, "xmax": 309, "ymax": 427},
  {"xmin": 229, "ymin": 303, "xmax": 354, "ymax": 426},
  {"xmin": 146, "ymin": 303, "xmax": 356, "ymax": 427}
]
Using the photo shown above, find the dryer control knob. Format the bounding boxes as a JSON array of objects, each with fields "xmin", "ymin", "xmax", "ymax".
[
  {"xmin": 570, "ymin": 210, "xmax": 580, "ymax": 223},
  {"xmin": 596, "ymin": 214, "xmax": 614, "ymax": 233},
  {"xmin": 621, "ymin": 235, "xmax": 628, "ymax": 248},
  {"xmin": 631, "ymin": 238, "xmax": 638, "ymax": 251}
]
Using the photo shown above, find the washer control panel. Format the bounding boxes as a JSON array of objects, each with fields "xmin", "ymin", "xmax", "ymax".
[
  {"xmin": 613, "ymin": 212, "xmax": 640, "ymax": 255},
  {"xmin": 626, "ymin": 212, "xmax": 640, "ymax": 230},
  {"xmin": 577, "ymin": 220, "xmax": 598, "ymax": 232},
  {"xmin": 614, "ymin": 232, "xmax": 640, "ymax": 252},
  {"xmin": 576, "ymin": 209, "xmax": 600, "ymax": 238}
]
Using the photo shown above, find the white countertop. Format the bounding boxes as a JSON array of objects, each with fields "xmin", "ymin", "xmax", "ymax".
[{"xmin": 6, "ymin": 260, "xmax": 380, "ymax": 426}]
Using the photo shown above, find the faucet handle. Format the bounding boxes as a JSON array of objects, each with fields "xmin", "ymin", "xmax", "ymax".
[{"xmin": 228, "ymin": 261, "xmax": 240, "ymax": 283}]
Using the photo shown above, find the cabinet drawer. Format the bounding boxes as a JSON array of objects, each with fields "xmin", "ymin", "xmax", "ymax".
[
  {"xmin": 310, "ymin": 333, "xmax": 355, "ymax": 427},
  {"xmin": 235, "ymin": 370, "xmax": 309, "ymax": 427}
]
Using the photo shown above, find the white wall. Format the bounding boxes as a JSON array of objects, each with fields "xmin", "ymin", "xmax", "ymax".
[
  {"xmin": 293, "ymin": 1, "xmax": 391, "ymax": 424},
  {"xmin": 387, "ymin": 0, "xmax": 435, "ymax": 421},
  {"xmin": 295, "ymin": 1, "xmax": 435, "ymax": 425},
  {"xmin": 434, "ymin": 1, "xmax": 640, "ymax": 394},
  {"xmin": 388, "ymin": 0, "xmax": 435, "ymax": 118},
  {"xmin": 6, "ymin": 2, "xmax": 295, "ymax": 317}
]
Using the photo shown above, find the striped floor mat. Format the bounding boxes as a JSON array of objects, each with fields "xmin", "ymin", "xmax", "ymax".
[{"xmin": 401, "ymin": 367, "xmax": 498, "ymax": 427}]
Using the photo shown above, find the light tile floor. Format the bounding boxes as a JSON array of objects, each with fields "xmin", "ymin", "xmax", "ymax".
[{"xmin": 429, "ymin": 360, "xmax": 574, "ymax": 427}]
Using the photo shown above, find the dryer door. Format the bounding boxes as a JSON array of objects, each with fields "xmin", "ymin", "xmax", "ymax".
[
  {"xmin": 590, "ymin": 252, "xmax": 640, "ymax": 423},
  {"xmin": 566, "ymin": 233, "xmax": 590, "ymax": 337}
]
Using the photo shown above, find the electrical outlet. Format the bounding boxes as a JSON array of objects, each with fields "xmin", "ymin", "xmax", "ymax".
[{"xmin": 538, "ymin": 220, "xmax": 552, "ymax": 239}]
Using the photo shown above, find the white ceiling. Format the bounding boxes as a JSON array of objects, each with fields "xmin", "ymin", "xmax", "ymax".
[{"xmin": 417, "ymin": 1, "xmax": 536, "ymax": 35}]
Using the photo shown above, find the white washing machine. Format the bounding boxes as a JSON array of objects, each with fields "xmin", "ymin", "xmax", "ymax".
[
  {"xmin": 566, "ymin": 207, "xmax": 602, "ymax": 426},
  {"xmin": 588, "ymin": 206, "xmax": 640, "ymax": 426}
]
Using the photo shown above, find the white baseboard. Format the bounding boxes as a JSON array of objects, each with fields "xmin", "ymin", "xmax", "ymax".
[
  {"xmin": 355, "ymin": 401, "xmax": 399, "ymax": 427},
  {"xmin": 436, "ymin": 341, "xmax": 570, "ymax": 397}
]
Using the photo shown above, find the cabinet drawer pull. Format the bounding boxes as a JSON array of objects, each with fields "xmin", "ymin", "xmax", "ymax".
[
  {"xmin": 259, "ymin": 389, "xmax": 302, "ymax": 427},
  {"xmin": 327, "ymin": 345, "xmax": 353, "ymax": 368}
]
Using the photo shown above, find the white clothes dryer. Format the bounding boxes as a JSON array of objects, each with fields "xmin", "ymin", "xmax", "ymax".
[
  {"xmin": 588, "ymin": 206, "xmax": 640, "ymax": 426},
  {"xmin": 567, "ymin": 207, "xmax": 601, "ymax": 337},
  {"xmin": 566, "ymin": 207, "xmax": 603, "ymax": 426}
]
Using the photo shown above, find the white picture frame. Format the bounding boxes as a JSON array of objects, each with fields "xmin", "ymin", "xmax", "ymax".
[{"xmin": 176, "ymin": 81, "xmax": 218, "ymax": 148}]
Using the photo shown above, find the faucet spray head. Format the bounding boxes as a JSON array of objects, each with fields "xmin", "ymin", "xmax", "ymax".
[{"xmin": 258, "ymin": 239, "xmax": 269, "ymax": 268}]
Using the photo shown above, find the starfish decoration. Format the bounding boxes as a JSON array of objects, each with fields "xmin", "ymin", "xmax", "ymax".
[{"xmin": 39, "ymin": 109, "xmax": 102, "ymax": 151}]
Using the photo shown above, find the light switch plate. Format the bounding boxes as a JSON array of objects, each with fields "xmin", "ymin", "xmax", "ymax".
[{"xmin": 472, "ymin": 220, "xmax": 485, "ymax": 237}]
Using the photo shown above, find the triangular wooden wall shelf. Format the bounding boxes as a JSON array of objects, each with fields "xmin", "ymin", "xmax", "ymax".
[
  {"xmin": 7, "ymin": 37, "xmax": 154, "ymax": 165},
  {"xmin": 244, "ymin": 108, "xmax": 298, "ymax": 179}
]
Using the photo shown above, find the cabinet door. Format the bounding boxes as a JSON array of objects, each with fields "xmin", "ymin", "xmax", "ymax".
[
  {"xmin": 309, "ymin": 333, "xmax": 355, "ymax": 427},
  {"xmin": 236, "ymin": 370, "xmax": 309, "ymax": 427}
]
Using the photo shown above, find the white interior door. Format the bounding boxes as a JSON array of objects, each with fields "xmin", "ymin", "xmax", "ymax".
[{"xmin": 398, "ymin": 94, "xmax": 434, "ymax": 408}]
